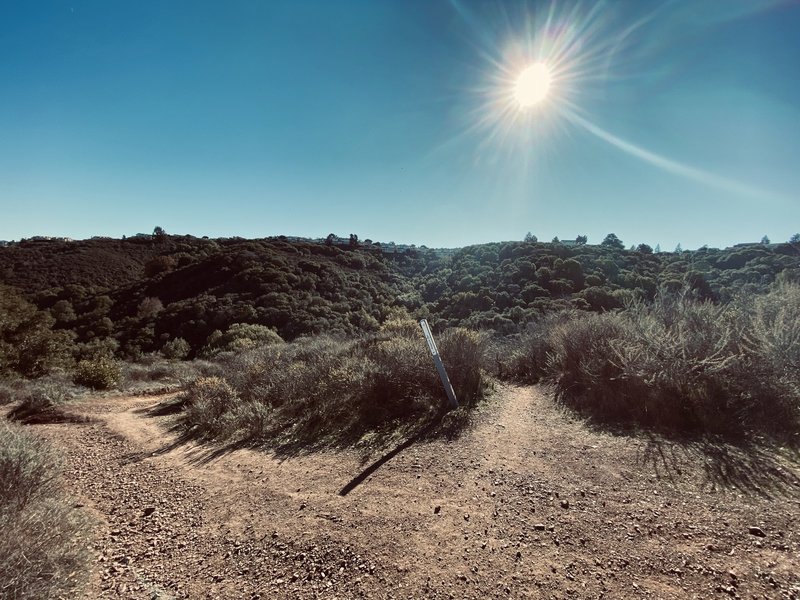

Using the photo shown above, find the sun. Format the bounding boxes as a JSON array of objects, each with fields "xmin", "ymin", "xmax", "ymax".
[{"xmin": 514, "ymin": 62, "xmax": 552, "ymax": 108}]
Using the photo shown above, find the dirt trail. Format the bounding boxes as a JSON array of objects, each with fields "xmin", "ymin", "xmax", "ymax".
[{"xmin": 25, "ymin": 386, "xmax": 800, "ymax": 599}]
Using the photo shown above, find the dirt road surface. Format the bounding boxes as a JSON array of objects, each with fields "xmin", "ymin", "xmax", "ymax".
[{"xmin": 23, "ymin": 386, "xmax": 800, "ymax": 599}]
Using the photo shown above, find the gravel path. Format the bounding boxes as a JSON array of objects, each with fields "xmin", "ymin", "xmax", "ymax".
[{"xmin": 25, "ymin": 387, "xmax": 800, "ymax": 599}]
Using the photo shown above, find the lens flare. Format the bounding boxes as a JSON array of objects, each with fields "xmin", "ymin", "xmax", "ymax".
[{"xmin": 449, "ymin": 0, "xmax": 780, "ymax": 201}]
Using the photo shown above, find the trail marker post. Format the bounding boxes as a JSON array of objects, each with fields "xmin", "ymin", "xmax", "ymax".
[{"xmin": 419, "ymin": 319, "xmax": 459, "ymax": 410}]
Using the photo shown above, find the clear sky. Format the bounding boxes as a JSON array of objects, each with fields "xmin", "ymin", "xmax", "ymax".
[{"xmin": 1, "ymin": 0, "xmax": 798, "ymax": 249}]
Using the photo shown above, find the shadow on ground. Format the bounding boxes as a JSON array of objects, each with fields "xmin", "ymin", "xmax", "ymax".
[
  {"xmin": 638, "ymin": 433, "xmax": 800, "ymax": 499},
  {"xmin": 122, "ymin": 393, "xmax": 476, "ymax": 493},
  {"xmin": 6, "ymin": 404, "xmax": 93, "ymax": 425}
]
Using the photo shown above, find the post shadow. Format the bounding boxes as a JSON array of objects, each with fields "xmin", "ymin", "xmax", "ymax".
[{"xmin": 338, "ymin": 410, "xmax": 446, "ymax": 496}]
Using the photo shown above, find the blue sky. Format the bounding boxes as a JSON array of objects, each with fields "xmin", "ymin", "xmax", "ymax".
[{"xmin": 1, "ymin": 0, "xmax": 798, "ymax": 249}]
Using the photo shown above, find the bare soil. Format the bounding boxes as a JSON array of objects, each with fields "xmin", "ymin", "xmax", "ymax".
[{"xmin": 19, "ymin": 385, "xmax": 800, "ymax": 599}]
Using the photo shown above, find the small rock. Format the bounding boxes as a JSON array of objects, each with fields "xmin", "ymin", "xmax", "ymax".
[
  {"xmin": 748, "ymin": 526, "xmax": 766, "ymax": 537},
  {"xmin": 533, "ymin": 524, "xmax": 546, "ymax": 531},
  {"xmin": 434, "ymin": 506, "xmax": 441, "ymax": 515},
  {"xmin": 143, "ymin": 507, "xmax": 156, "ymax": 517},
  {"xmin": 560, "ymin": 500, "xmax": 570, "ymax": 509}
]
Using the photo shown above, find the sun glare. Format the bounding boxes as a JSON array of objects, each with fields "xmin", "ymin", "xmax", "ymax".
[{"xmin": 514, "ymin": 63, "xmax": 552, "ymax": 107}]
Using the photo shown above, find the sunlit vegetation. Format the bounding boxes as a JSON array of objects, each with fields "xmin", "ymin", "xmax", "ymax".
[
  {"xmin": 491, "ymin": 284, "xmax": 800, "ymax": 436},
  {"xmin": 178, "ymin": 316, "xmax": 485, "ymax": 450},
  {"xmin": 0, "ymin": 422, "xmax": 90, "ymax": 598},
  {"xmin": 1, "ymin": 233, "xmax": 799, "ymax": 439}
]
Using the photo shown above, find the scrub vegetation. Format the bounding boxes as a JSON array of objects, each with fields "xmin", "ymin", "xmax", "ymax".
[
  {"xmin": 1, "ymin": 232, "xmax": 798, "ymax": 440},
  {"xmin": 0, "ymin": 422, "xmax": 90, "ymax": 599},
  {"xmin": 491, "ymin": 284, "xmax": 800, "ymax": 435},
  {"xmin": 179, "ymin": 317, "xmax": 485, "ymax": 450}
]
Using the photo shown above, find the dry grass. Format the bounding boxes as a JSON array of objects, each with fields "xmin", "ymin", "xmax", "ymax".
[{"xmin": 0, "ymin": 423, "xmax": 90, "ymax": 599}]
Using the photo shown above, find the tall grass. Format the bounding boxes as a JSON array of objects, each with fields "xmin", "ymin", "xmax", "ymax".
[
  {"xmin": 544, "ymin": 284, "xmax": 800, "ymax": 435},
  {"xmin": 179, "ymin": 320, "xmax": 485, "ymax": 448},
  {"xmin": 0, "ymin": 423, "xmax": 90, "ymax": 599}
]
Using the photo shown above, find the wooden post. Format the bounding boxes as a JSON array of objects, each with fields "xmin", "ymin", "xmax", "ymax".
[{"xmin": 419, "ymin": 319, "xmax": 459, "ymax": 410}]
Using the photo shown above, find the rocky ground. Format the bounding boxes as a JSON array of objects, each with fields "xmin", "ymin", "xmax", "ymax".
[{"xmin": 15, "ymin": 385, "xmax": 800, "ymax": 599}]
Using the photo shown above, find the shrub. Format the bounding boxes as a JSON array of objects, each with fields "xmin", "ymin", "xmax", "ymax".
[
  {"xmin": 0, "ymin": 381, "xmax": 23, "ymax": 405},
  {"xmin": 546, "ymin": 285, "xmax": 800, "ymax": 435},
  {"xmin": 492, "ymin": 312, "xmax": 576, "ymax": 383},
  {"xmin": 161, "ymin": 337, "xmax": 191, "ymax": 360},
  {"xmin": 182, "ymin": 376, "xmax": 240, "ymax": 438},
  {"xmin": 180, "ymin": 321, "xmax": 485, "ymax": 448},
  {"xmin": 0, "ymin": 423, "xmax": 90, "ymax": 598},
  {"xmin": 438, "ymin": 328, "xmax": 485, "ymax": 407},
  {"xmin": 0, "ymin": 285, "xmax": 74, "ymax": 378},
  {"xmin": 73, "ymin": 357, "xmax": 121, "ymax": 390},
  {"xmin": 201, "ymin": 323, "xmax": 283, "ymax": 356}
]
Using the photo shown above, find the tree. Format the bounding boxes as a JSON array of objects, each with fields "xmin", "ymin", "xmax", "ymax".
[
  {"xmin": 0, "ymin": 285, "xmax": 72, "ymax": 377},
  {"xmin": 349, "ymin": 233, "xmax": 360, "ymax": 248},
  {"xmin": 325, "ymin": 233, "xmax": 336, "ymax": 246},
  {"xmin": 675, "ymin": 243, "xmax": 683, "ymax": 253},
  {"xmin": 551, "ymin": 236, "xmax": 560, "ymax": 244},
  {"xmin": 575, "ymin": 235, "xmax": 588, "ymax": 245},
  {"xmin": 790, "ymin": 233, "xmax": 800, "ymax": 244},
  {"xmin": 144, "ymin": 255, "xmax": 177, "ymax": 277},
  {"xmin": 161, "ymin": 337, "xmax": 191, "ymax": 360},
  {"xmin": 524, "ymin": 232, "xmax": 538, "ymax": 243},
  {"xmin": 654, "ymin": 244, "xmax": 661, "ymax": 253},
  {"xmin": 761, "ymin": 235, "xmax": 770, "ymax": 245},
  {"xmin": 153, "ymin": 226, "xmax": 166, "ymax": 241},
  {"xmin": 601, "ymin": 233, "xmax": 624, "ymax": 249},
  {"xmin": 636, "ymin": 243, "xmax": 653, "ymax": 254}
]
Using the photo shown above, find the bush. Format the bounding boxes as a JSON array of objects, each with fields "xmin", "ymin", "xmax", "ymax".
[
  {"xmin": 179, "ymin": 321, "xmax": 486, "ymax": 447},
  {"xmin": 490, "ymin": 312, "xmax": 576, "ymax": 383},
  {"xmin": 0, "ymin": 381, "xmax": 23, "ymax": 405},
  {"xmin": 182, "ymin": 376, "xmax": 240, "ymax": 438},
  {"xmin": 201, "ymin": 323, "xmax": 283, "ymax": 356},
  {"xmin": 0, "ymin": 423, "xmax": 90, "ymax": 598},
  {"xmin": 438, "ymin": 328, "xmax": 485, "ymax": 407},
  {"xmin": 73, "ymin": 357, "xmax": 121, "ymax": 390},
  {"xmin": 545, "ymin": 285, "xmax": 800, "ymax": 435},
  {"xmin": 161, "ymin": 337, "xmax": 191, "ymax": 360}
]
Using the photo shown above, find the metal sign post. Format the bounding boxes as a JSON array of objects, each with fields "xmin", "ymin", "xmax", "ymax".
[{"xmin": 419, "ymin": 319, "xmax": 459, "ymax": 410}]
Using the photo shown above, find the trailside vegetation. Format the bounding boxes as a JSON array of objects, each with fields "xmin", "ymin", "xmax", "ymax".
[
  {"xmin": 1, "ymin": 233, "xmax": 799, "ymax": 438},
  {"xmin": 0, "ymin": 422, "xmax": 90, "ymax": 598}
]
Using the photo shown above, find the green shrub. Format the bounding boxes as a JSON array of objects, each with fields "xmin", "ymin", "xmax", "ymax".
[
  {"xmin": 0, "ymin": 423, "xmax": 90, "ymax": 598},
  {"xmin": 161, "ymin": 337, "xmax": 191, "ymax": 360},
  {"xmin": 201, "ymin": 323, "xmax": 283, "ymax": 356},
  {"xmin": 0, "ymin": 285, "xmax": 74, "ymax": 378},
  {"xmin": 73, "ymin": 357, "xmax": 121, "ymax": 390}
]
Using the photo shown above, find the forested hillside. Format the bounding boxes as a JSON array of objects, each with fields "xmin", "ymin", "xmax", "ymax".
[{"xmin": 1, "ymin": 233, "xmax": 798, "ymax": 367}]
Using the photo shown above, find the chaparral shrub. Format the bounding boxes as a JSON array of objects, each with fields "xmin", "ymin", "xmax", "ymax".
[{"xmin": 73, "ymin": 356, "xmax": 121, "ymax": 390}]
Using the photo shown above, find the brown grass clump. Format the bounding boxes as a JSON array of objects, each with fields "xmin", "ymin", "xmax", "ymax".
[{"xmin": 0, "ymin": 423, "xmax": 90, "ymax": 599}]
